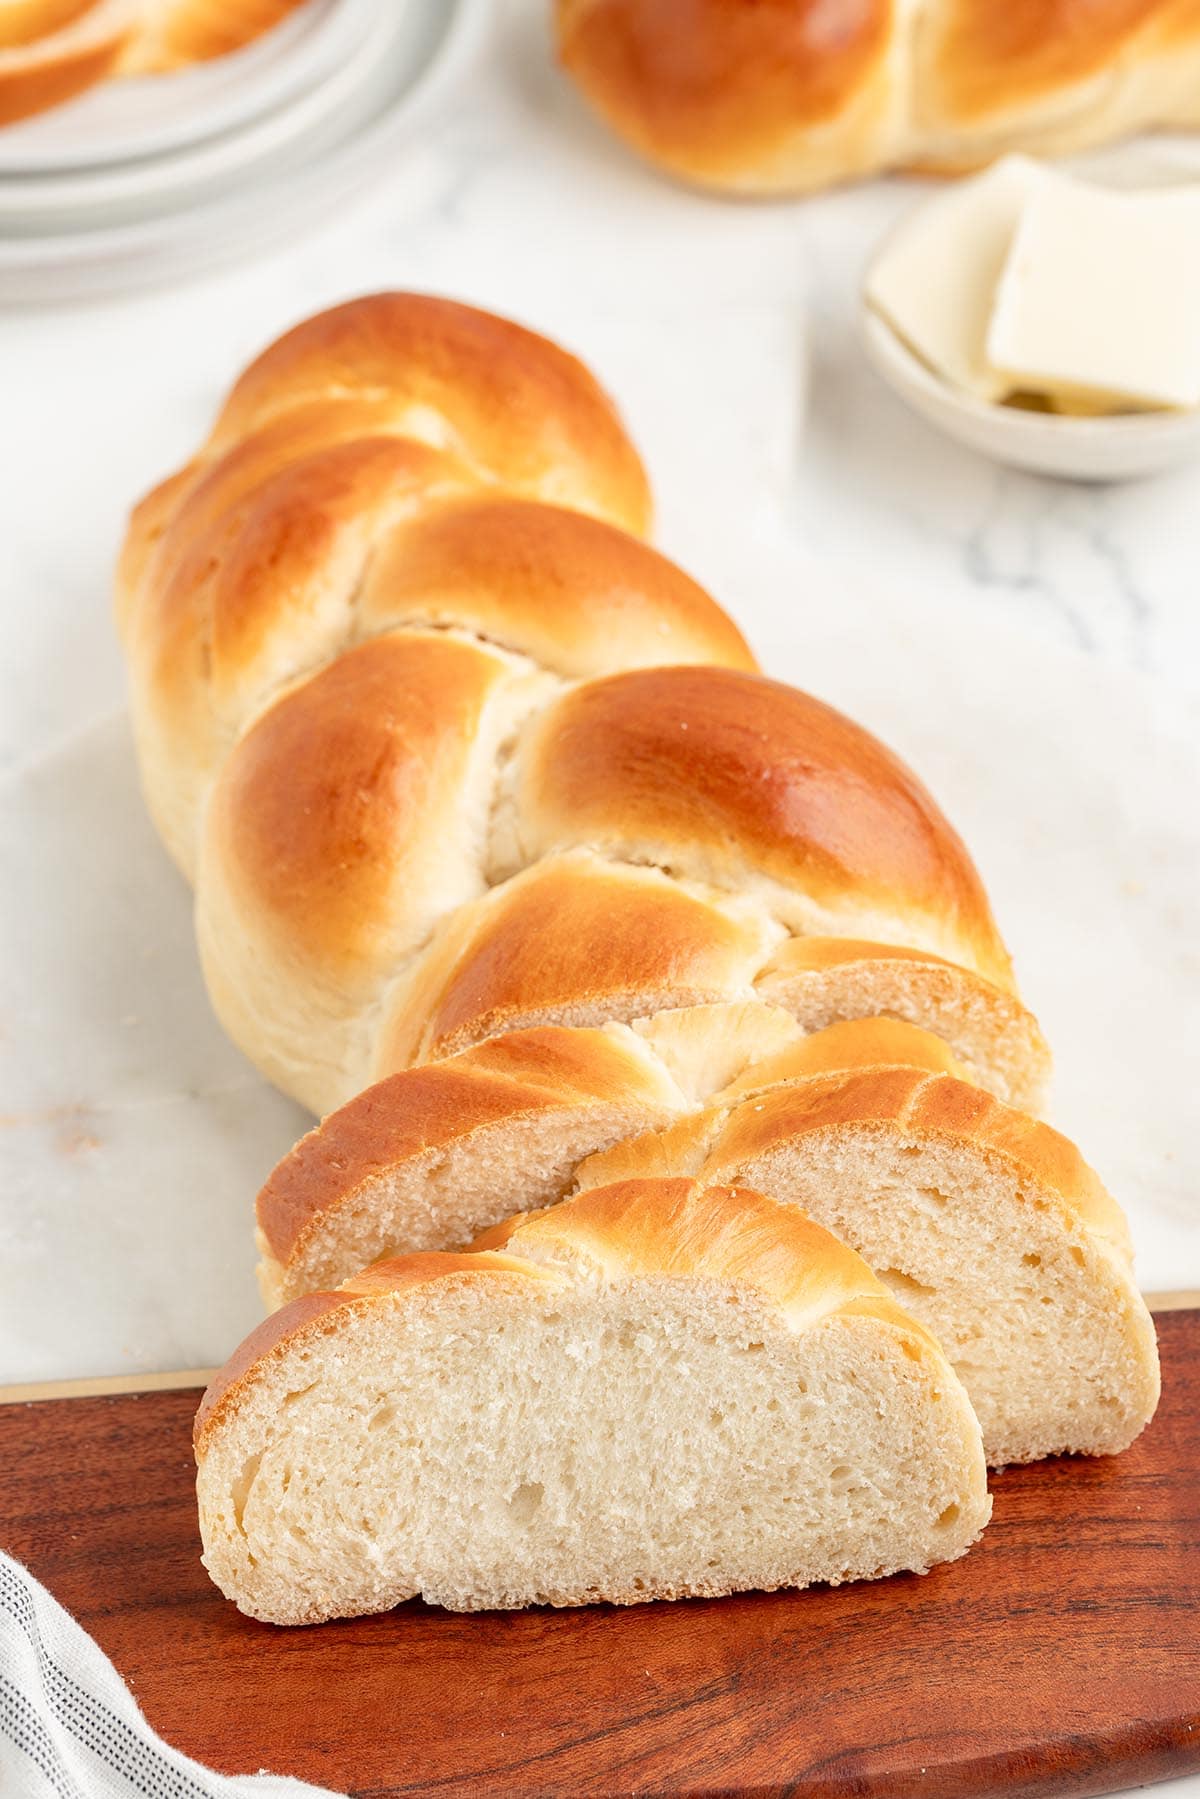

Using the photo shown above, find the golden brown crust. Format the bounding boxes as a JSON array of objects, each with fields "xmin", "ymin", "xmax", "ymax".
[
  {"xmin": 125, "ymin": 434, "xmax": 475, "ymax": 864},
  {"xmin": 119, "ymin": 296, "xmax": 667, "ymax": 675},
  {"xmin": 571, "ymin": 1107, "xmax": 723, "ymax": 1192},
  {"xmin": 359, "ymin": 493, "xmax": 756, "ymax": 677},
  {"xmin": 378, "ymin": 855, "xmax": 774, "ymax": 1070},
  {"xmin": 0, "ymin": 0, "xmax": 103, "ymax": 43},
  {"xmin": 120, "ymin": 428, "xmax": 747, "ymax": 877},
  {"xmin": 556, "ymin": 0, "xmax": 1200, "ymax": 193},
  {"xmin": 123, "ymin": 0, "xmax": 308, "ymax": 71},
  {"xmin": 206, "ymin": 294, "xmax": 652, "ymax": 535},
  {"xmin": 256, "ymin": 1025, "xmax": 684, "ymax": 1266},
  {"xmin": 717, "ymin": 1016, "xmax": 969, "ymax": 1098},
  {"xmin": 203, "ymin": 632, "xmax": 515, "ymax": 986},
  {"xmin": 919, "ymin": 0, "xmax": 1166, "ymax": 128},
  {"xmin": 194, "ymin": 1289, "xmax": 357, "ymax": 1448},
  {"xmin": 556, "ymin": 0, "xmax": 896, "ymax": 187},
  {"xmin": 256, "ymin": 1010, "xmax": 1049, "ymax": 1311},
  {"xmin": 517, "ymin": 668, "xmax": 1013, "ymax": 988},
  {"xmin": 119, "ymin": 404, "xmax": 467, "ymax": 649},
  {"xmin": 755, "ymin": 936, "xmax": 1050, "ymax": 1112},
  {"xmin": 487, "ymin": 1176, "xmax": 902, "ymax": 1322},
  {"xmin": 130, "ymin": 428, "xmax": 468, "ymax": 703},
  {"xmin": 117, "ymin": 295, "xmax": 755, "ymax": 900},
  {"xmin": 121, "ymin": 293, "xmax": 1035, "ymax": 1122},
  {"xmin": 761, "ymin": 935, "xmax": 959, "ymax": 978}
]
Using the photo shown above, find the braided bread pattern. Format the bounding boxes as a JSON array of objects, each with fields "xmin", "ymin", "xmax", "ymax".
[
  {"xmin": 118, "ymin": 293, "xmax": 1047, "ymax": 1117},
  {"xmin": 555, "ymin": 0, "xmax": 1200, "ymax": 197}
]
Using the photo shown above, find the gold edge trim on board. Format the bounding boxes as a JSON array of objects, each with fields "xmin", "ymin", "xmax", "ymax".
[
  {"xmin": 1142, "ymin": 1289, "xmax": 1200, "ymax": 1312},
  {"xmin": 0, "ymin": 1368, "xmax": 218, "ymax": 1405}
]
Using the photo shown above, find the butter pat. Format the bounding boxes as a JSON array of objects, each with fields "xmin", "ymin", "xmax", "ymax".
[
  {"xmin": 865, "ymin": 156, "xmax": 1047, "ymax": 400},
  {"xmin": 987, "ymin": 181, "xmax": 1200, "ymax": 412}
]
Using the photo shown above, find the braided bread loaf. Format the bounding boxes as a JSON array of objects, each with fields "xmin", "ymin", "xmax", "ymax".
[
  {"xmin": 0, "ymin": 0, "xmax": 306, "ymax": 127},
  {"xmin": 118, "ymin": 292, "xmax": 1048, "ymax": 1120},
  {"xmin": 144, "ymin": 299, "xmax": 1153, "ymax": 1616},
  {"xmin": 556, "ymin": 0, "xmax": 1200, "ymax": 196},
  {"xmin": 197, "ymin": 1175, "xmax": 990, "ymax": 1621}
]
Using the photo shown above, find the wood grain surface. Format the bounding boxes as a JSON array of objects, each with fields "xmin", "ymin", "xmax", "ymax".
[{"xmin": 2, "ymin": 1311, "xmax": 1199, "ymax": 1799}]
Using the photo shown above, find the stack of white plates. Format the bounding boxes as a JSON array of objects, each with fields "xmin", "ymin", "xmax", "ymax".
[{"xmin": 0, "ymin": 0, "xmax": 484, "ymax": 302}]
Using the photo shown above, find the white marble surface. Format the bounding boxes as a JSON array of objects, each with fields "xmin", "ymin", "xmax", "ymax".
[{"xmin": 1, "ymin": 0, "xmax": 1198, "ymax": 1397}]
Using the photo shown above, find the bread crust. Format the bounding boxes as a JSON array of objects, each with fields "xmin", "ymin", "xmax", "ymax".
[
  {"xmin": 121, "ymin": 0, "xmax": 310, "ymax": 72},
  {"xmin": 479, "ymin": 1176, "xmax": 935, "ymax": 1344},
  {"xmin": 556, "ymin": 0, "xmax": 898, "ymax": 191},
  {"xmin": 556, "ymin": 0, "xmax": 1200, "ymax": 193},
  {"xmin": 203, "ymin": 632, "xmax": 517, "ymax": 987},
  {"xmin": 717, "ymin": 1015, "xmax": 968, "ymax": 1096},
  {"xmin": 376, "ymin": 854, "xmax": 779, "ymax": 1071},
  {"xmin": 921, "ymin": 0, "xmax": 1168, "ymax": 128},
  {"xmin": 357, "ymin": 492, "xmax": 757, "ymax": 678},
  {"xmin": 119, "ymin": 293, "xmax": 1038, "ymax": 1120},
  {"xmin": 203, "ymin": 295, "xmax": 653, "ymax": 527},
  {"xmin": 756, "ymin": 937, "xmax": 1050, "ymax": 1111},
  {"xmin": 568, "ymin": 1067, "xmax": 1159, "ymax": 1467},
  {"xmin": 0, "ymin": 0, "xmax": 132, "ymax": 126},
  {"xmin": 514, "ymin": 667, "xmax": 1013, "ymax": 989}
]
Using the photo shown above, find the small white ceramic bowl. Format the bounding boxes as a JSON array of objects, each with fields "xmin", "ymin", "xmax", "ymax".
[{"xmin": 861, "ymin": 304, "xmax": 1200, "ymax": 483}]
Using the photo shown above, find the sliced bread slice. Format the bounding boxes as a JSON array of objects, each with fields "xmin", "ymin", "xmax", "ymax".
[
  {"xmin": 255, "ymin": 1022, "xmax": 689, "ymax": 1308},
  {"xmin": 755, "ymin": 937, "xmax": 1050, "ymax": 1112},
  {"xmin": 198, "ymin": 1177, "xmax": 990, "ymax": 1623},
  {"xmin": 575, "ymin": 1067, "xmax": 1160, "ymax": 1467},
  {"xmin": 256, "ymin": 1009, "xmax": 960, "ymax": 1306}
]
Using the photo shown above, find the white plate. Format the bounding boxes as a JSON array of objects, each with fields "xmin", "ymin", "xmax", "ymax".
[
  {"xmin": 861, "ymin": 306, "xmax": 1200, "ymax": 483},
  {"xmin": 0, "ymin": 2, "xmax": 393, "ymax": 227},
  {"xmin": 0, "ymin": 0, "xmax": 487, "ymax": 302},
  {"xmin": 0, "ymin": 0, "xmax": 373, "ymax": 174}
]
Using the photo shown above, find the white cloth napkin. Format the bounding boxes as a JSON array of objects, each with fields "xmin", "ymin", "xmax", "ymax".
[{"xmin": 0, "ymin": 1552, "xmax": 339, "ymax": 1799}]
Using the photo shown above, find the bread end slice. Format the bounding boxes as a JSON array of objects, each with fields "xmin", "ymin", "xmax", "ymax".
[
  {"xmin": 601, "ymin": 1066, "xmax": 1160, "ymax": 1467},
  {"xmin": 756, "ymin": 938, "xmax": 1051, "ymax": 1112},
  {"xmin": 199, "ymin": 1178, "xmax": 989, "ymax": 1622}
]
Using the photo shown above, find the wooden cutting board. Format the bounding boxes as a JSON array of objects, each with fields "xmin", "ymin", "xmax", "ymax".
[{"xmin": 3, "ymin": 1309, "xmax": 1199, "ymax": 1799}]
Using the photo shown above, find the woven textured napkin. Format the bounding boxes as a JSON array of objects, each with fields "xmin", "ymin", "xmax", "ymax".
[{"xmin": 0, "ymin": 1552, "xmax": 338, "ymax": 1799}]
